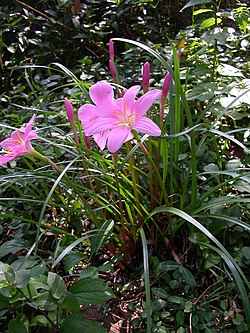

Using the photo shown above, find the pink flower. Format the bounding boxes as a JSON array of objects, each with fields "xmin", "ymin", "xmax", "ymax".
[
  {"xmin": 78, "ymin": 81, "xmax": 161, "ymax": 153},
  {"xmin": 0, "ymin": 115, "xmax": 38, "ymax": 165}
]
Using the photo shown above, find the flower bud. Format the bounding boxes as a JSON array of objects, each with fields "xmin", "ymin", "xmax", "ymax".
[
  {"xmin": 109, "ymin": 59, "xmax": 116, "ymax": 81},
  {"xmin": 64, "ymin": 99, "xmax": 75, "ymax": 124},
  {"xmin": 109, "ymin": 39, "xmax": 115, "ymax": 61},
  {"xmin": 142, "ymin": 62, "xmax": 150, "ymax": 93}
]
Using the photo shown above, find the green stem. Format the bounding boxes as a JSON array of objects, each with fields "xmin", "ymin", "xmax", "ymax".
[
  {"xmin": 125, "ymin": 141, "xmax": 142, "ymax": 226},
  {"xmin": 133, "ymin": 132, "xmax": 169, "ymax": 207},
  {"xmin": 113, "ymin": 152, "xmax": 128, "ymax": 262},
  {"xmin": 31, "ymin": 149, "xmax": 62, "ymax": 173}
]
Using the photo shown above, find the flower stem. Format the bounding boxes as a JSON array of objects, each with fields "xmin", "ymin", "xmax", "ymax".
[
  {"xmin": 112, "ymin": 152, "xmax": 128, "ymax": 262},
  {"xmin": 31, "ymin": 149, "xmax": 62, "ymax": 173}
]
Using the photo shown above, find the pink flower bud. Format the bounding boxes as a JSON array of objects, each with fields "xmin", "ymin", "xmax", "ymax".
[
  {"xmin": 142, "ymin": 62, "xmax": 150, "ymax": 93},
  {"xmin": 162, "ymin": 72, "xmax": 171, "ymax": 98},
  {"xmin": 178, "ymin": 51, "xmax": 181, "ymax": 63},
  {"xmin": 64, "ymin": 99, "xmax": 75, "ymax": 123},
  {"xmin": 109, "ymin": 59, "xmax": 116, "ymax": 81},
  {"xmin": 109, "ymin": 39, "xmax": 115, "ymax": 61},
  {"xmin": 64, "ymin": 99, "xmax": 79, "ymax": 144}
]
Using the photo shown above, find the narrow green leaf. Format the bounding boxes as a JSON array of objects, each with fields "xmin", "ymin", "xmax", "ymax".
[{"xmin": 181, "ymin": 0, "xmax": 213, "ymax": 12}]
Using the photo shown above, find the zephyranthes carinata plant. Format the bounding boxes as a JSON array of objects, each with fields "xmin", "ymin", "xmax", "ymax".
[{"xmin": 0, "ymin": 34, "xmax": 249, "ymax": 333}]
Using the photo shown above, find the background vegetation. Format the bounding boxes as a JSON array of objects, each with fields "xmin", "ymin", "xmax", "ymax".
[{"xmin": 0, "ymin": 1, "xmax": 249, "ymax": 332}]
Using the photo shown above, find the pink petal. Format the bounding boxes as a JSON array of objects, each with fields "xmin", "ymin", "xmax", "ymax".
[
  {"xmin": 25, "ymin": 130, "xmax": 38, "ymax": 141},
  {"xmin": 109, "ymin": 39, "xmax": 115, "ymax": 60},
  {"xmin": 122, "ymin": 85, "xmax": 140, "ymax": 115},
  {"xmin": 90, "ymin": 81, "xmax": 114, "ymax": 105},
  {"xmin": 107, "ymin": 127, "xmax": 131, "ymax": 153},
  {"xmin": 0, "ymin": 154, "xmax": 16, "ymax": 165},
  {"xmin": 78, "ymin": 104, "xmax": 96, "ymax": 122},
  {"xmin": 132, "ymin": 117, "xmax": 161, "ymax": 136},
  {"xmin": 162, "ymin": 73, "xmax": 171, "ymax": 98},
  {"xmin": 85, "ymin": 118, "xmax": 116, "ymax": 136},
  {"xmin": 93, "ymin": 131, "xmax": 109, "ymax": 150},
  {"xmin": 24, "ymin": 115, "xmax": 36, "ymax": 136},
  {"xmin": 142, "ymin": 62, "xmax": 150, "ymax": 90},
  {"xmin": 93, "ymin": 103, "xmax": 120, "ymax": 119},
  {"xmin": 65, "ymin": 99, "xmax": 75, "ymax": 123},
  {"xmin": 134, "ymin": 89, "xmax": 161, "ymax": 117}
]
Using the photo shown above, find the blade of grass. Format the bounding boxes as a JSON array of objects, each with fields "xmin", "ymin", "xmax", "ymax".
[{"xmin": 139, "ymin": 228, "xmax": 152, "ymax": 333}]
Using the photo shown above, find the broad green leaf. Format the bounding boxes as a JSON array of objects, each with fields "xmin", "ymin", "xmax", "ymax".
[
  {"xmin": 0, "ymin": 262, "xmax": 15, "ymax": 285},
  {"xmin": 30, "ymin": 315, "xmax": 50, "ymax": 328},
  {"xmin": 0, "ymin": 239, "xmax": 30, "ymax": 259},
  {"xmin": 30, "ymin": 275, "xmax": 49, "ymax": 291},
  {"xmin": 80, "ymin": 267, "xmax": 99, "ymax": 279},
  {"xmin": 61, "ymin": 291, "xmax": 80, "ymax": 312},
  {"xmin": 233, "ymin": 180, "xmax": 250, "ymax": 193},
  {"xmin": 0, "ymin": 293, "xmax": 10, "ymax": 309},
  {"xmin": 34, "ymin": 291, "xmax": 58, "ymax": 311},
  {"xmin": 64, "ymin": 252, "xmax": 83, "ymax": 271},
  {"xmin": 69, "ymin": 277, "xmax": 115, "ymax": 305},
  {"xmin": 59, "ymin": 311, "xmax": 106, "ymax": 333},
  {"xmin": 179, "ymin": 267, "xmax": 196, "ymax": 287},
  {"xmin": 168, "ymin": 296, "xmax": 186, "ymax": 305},
  {"xmin": 8, "ymin": 317, "xmax": 28, "ymax": 333},
  {"xmin": 200, "ymin": 17, "xmax": 221, "ymax": 29},
  {"xmin": 14, "ymin": 269, "xmax": 31, "ymax": 288},
  {"xmin": 242, "ymin": 247, "xmax": 250, "ymax": 260},
  {"xmin": 47, "ymin": 272, "xmax": 65, "ymax": 299},
  {"xmin": 151, "ymin": 287, "xmax": 168, "ymax": 299}
]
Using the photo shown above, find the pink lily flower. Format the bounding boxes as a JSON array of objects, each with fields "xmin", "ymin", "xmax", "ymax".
[
  {"xmin": 78, "ymin": 81, "xmax": 161, "ymax": 153},
  {"xmin": 0, "ymin": 115, "xmax": 38, "ymax": 165}
]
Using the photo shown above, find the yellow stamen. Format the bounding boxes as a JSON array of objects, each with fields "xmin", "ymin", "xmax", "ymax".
[{"xmin": 11, "ymin": 130, "xmax": 24, "ymax": 145}]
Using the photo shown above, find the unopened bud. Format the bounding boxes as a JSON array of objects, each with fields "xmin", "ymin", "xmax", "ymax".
[{"xmin": 142, "ymin": 62, "xmax": 150, "ymax": 93}]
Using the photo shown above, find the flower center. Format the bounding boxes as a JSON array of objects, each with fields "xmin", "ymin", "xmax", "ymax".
[
  {"xmin": 114, "ymin": 102, "xmax": 137, "ymax": 128},
  {"xmin": 11, "ymin": 130, "xmax": 24, "ymax": 145}
]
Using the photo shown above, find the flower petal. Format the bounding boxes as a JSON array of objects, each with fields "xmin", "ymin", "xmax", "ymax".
[
  {"xmin": 85, "ymin": 118, "xmax": 116, "ymax": 136},
  {"xmin": 93, "ymin": 131, "xmax": 109, "ymax": 150},
  {"xmin": 93, "ymin": 103, "xmax": 120, "ymax": 119},
  {"xmin": 107, "ymin": 127, "xmax": 131, "ymax": 153},
  {"xmin": 122, "ymin": 85, "xmax": 140, "ymax": 114},
  {"xmin": 132, "ymin": 117, "xmax": 161, "ymax": 136},
  {"xmin": 24, "ymin": 115, "xmax": 36, "ymax": 136},
  {"xmin": 78, "ymin": 104, "xmax": 95, "ymax": 119},
  {"xmin": 25, "ymin": 130, "xmax": 38, "ymax": 141},
  {"xmin": 0, "ymin": 154, "xmax": 16, "ymax": 165},
  {"xmin": 134, "ymin": 89, "xmax": 161, "ymax": 117},
  {"xmin": 90, "ymin": 81, "xmax": 114, "ymax": 105}
]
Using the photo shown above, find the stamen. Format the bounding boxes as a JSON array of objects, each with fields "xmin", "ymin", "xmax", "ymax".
[{"xmin": 11, "ymin": 130, "xmax": 24, "ymax": 145}]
